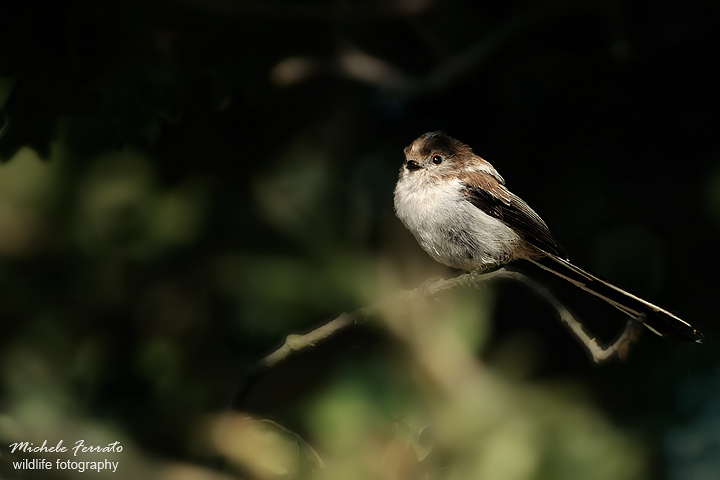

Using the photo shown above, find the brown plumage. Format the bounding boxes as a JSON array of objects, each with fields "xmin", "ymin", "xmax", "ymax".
[{"xmin": 394, "ymin": 131, "xmax": 703, "ymax": 343}]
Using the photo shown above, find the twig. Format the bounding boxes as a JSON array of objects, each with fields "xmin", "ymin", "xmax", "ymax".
[
  {"xmin": 270, "ymin": 0, "xmax": 594, "ymax": 96},
  {"xmin": 228, "ymin": 271, "xmax": 486, "ymax": 410},
  {"xmin": 229, "ymin": 268, "xmax": 638, "ymax": 410},
  {"xmin": 495, "ymin": 270, "xmax": 643, "ymax": 363}
]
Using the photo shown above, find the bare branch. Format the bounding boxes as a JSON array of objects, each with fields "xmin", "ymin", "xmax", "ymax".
[
  {"xmin": 270, "ymin": 0, "xmax": 594, "ymax": 96},
  {"xmin": 228, "ymin": 271, "xmax": 484, "ymax": 410},
  {"xmin": 230, "ymin": 267, "xmax": 639, "ymax": 410},
  {"xmin": 495, "ymin": 270, "xmax": 643, "ymax": 363}
]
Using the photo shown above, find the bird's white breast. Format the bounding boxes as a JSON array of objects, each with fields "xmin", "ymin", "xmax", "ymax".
[{"xmin": 394, "ymin": 172, "xmax": 521, "ymax": 271}]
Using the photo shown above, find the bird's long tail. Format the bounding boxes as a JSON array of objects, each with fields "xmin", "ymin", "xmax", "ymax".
[{"xmin": 529, "ymin": 253, "xmax": 703, "ymax": 343}]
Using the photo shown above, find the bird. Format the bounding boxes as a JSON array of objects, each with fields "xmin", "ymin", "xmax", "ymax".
[{"xmin": 393, "ymin": 131, "xmax": 703, "ymax": 343}]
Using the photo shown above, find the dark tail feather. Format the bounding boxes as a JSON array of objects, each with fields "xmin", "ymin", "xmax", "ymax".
[{"xmin": 529, "ymin": 253, "xmax": 703, "ymax": 343}]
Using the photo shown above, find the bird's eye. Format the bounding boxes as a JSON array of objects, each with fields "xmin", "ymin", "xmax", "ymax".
[{"xmin": 432, "ymin": 155, "xmax": 442, "ymax": 165}]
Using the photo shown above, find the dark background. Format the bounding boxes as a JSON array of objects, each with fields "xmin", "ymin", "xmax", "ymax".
[{"xmin": 0, "ymin": 0, "xmax": 719, "ymax": 478}]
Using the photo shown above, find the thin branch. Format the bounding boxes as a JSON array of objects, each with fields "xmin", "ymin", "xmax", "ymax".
[
  {"xmin": 270, "ymin": 0, "xmax": 595, "ymax": 96},
  {"xmin": 229, "ymin": 268, "xmax": 639, "ymax": 410},
  {"xmin": 228, "ymin": 271, "xmax": 485, "ymax": 410},
  {"xmin": 496, "ymin": 270, "xmax": 643, "ymax": 363}
]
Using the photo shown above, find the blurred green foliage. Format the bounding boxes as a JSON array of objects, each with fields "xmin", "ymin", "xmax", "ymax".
[{"xmin": 1, "ymin": 0, "xmax": 719, "ymax": 479}]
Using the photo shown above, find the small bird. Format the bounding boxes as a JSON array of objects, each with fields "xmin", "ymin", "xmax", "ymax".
[{"xmin": 393, "ymin": 131, "xmax": 702, "ymax": 343}]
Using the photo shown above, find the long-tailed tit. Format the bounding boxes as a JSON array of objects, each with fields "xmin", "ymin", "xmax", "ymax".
[{"xmin": 394, "ymin": 131, "xmax": 702, "ymax": 342}]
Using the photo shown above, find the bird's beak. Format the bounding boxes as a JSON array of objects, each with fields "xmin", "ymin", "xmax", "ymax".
[{"xmin": 405, "ymin": 159, "xmax": 421, "ymax": 171}]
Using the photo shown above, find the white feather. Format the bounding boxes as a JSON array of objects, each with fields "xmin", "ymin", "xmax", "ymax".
[{"xmin": 394, "ymin": 170, "xmax": 520, "ymax": 271}]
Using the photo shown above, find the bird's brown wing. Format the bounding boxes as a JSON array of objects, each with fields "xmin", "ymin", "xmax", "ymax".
[{"xmin": 459, "ymin": 172, "xmax": 567, "ymax": 259}]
